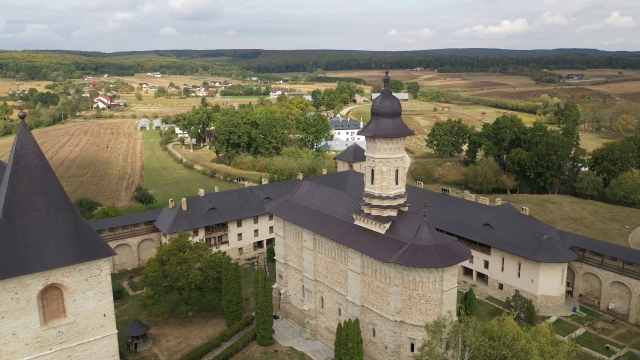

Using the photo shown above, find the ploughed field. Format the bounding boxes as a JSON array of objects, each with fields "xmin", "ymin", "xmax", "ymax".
[{"xmin": 0, "ymin": 118, "xmax": 143, "ymax": 208}]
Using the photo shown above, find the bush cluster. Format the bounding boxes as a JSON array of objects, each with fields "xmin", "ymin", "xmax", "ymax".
[
  {"xmin": 112, "ymin": 280, "xmax": 127, "ymax": 301},
  {"xmin": 410, "ymin": 162, "xmax": 439, "ymax": 184},
  {"xmin": 230, "ymin": 147, "xmax": 334, "ymax": 183},
  {"xmin": 178, "ymin": 315, "xmax": 254, "ymax": 360}
]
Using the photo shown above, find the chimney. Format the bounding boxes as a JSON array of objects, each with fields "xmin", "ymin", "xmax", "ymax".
[
  {"xmin": 215, "ymin": 186, "xmax": 219, "ymax": 192},
  {"xmin": 416, "ymin": 181, "xmax": 423, "ymax": 189},
  {"xmin": 198, "ymin": 189, "xmax": 205, "ymax": 197},
  {"xmin": 521, "ymin": 206, "xmax": 529, "ymax": 215},
  {"xmin": 169, "ymin": 199, "xmax": 175, "ymax": 209},
  {"xmin": 262, "ymin": 177, "xmax": 268, "ymax": 185},
  {"xmin": 322, "ymin": 168, "xmax": 327, "ymax": 175},
  {"xmin": 495, "ymin": 198, "xmax": 502, "ymax": 206},
  {"xmin": 297, "ymin": 173, "xmax": 303, "ymax": 180},
  {"xmin": 181, "ymin": 198, "xmax": 187, "ymax": 211}
]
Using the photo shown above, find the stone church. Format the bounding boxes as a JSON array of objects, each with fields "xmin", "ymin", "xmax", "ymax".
[
  {"xmin": 0, "ymin": 115, "xmax": 119, "ymax": 359},
  {"xmin": 265, "ymin": 72, "xmax": 472, "ymax": 359}
]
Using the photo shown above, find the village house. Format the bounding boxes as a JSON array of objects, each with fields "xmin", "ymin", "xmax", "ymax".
[
  {"xmin": 197, "ymin": 87, "xmax": 213, "ymax": 97},
  {"xmin": 329, "ymin": 116, "xmax": 365, "ymax": 142},
  {"xmin": 92, "ymin": 94, "xmax": 120, "ymax": 109},
  {"xmin": 270, "ymin": 87, "xmax": 289, "ymax": 98},
  {"xmin": 566, "ymin": 74, "xmax": 586, "ymax": 80}
]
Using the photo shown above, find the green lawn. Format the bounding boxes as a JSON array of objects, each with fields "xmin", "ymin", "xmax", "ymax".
[
  {"xmin": 613, "ymin": 328, "xmax": 640, "ymax": 344},
  {"xmin": 552, "ymin": 319, "xmax": 580, "ymax": 337},
  {"xmin": 457, "ymin": 291, "xmax": 505, "ymax": 322},
  {"xmin": 574, "ymin": 332, "xmax": 624, "ymax": 357},
  {"xmin": 240, "ymin": 265, "xmax": 256, "ymax": 316},
  {"xmin": 485, "ymin": 296, "xmax": 505, "ymax": 308},
  {"xmin": 142, "ymin": 132, "xmax": 242, "ymax": 208},
  {"xmin": 623, "ymin": 351, "xmax": 640, "ymax": 360},
  {"xmin": 569, "ymin": 351, "xmax": 601, "ymax": 360}
]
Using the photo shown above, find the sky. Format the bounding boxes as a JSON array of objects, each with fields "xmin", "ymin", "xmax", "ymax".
[{"xmin": 0, "ymin": 0, "xmax": 638, "ymax": 52}]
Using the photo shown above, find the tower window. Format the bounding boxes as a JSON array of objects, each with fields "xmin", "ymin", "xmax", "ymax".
[
  {"xmin": 410, "ymin": 341, "xmax": 416, "ymax": 353},
  {"xmin": 371, "ymin": 169, "xmax": 374, "ymax": 185},
  {"xmin": 41, "ymin": 286, "xmax": 66, "ymax": 324},
  {"xmin": 395, "ymin": 169, "xmax": 399, "ymax": 185}
]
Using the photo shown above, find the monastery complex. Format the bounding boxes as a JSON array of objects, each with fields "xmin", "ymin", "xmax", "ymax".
[{"xmin": 2, "ymin": 73, "xmax": 640, "ymax": 358}]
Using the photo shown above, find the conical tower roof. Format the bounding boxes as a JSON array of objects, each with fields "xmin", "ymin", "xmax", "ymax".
[
  {"xmin": 358, "ymin": 71, "xmax": 414, "ymax": 138},
  {"xmin": 0, "ymin": 120, "xmax": 115, "ymax": 281}
]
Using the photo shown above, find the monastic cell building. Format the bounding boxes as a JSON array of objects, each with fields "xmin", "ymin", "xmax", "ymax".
[{"xmin": 0, "ymin": 116, "xmax": 119, "ymax": 359}]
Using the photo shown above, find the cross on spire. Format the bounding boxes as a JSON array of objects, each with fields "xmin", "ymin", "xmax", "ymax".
[{"xmin": 382, "ymin": 54, "xmax": 392, "ymax": 73}]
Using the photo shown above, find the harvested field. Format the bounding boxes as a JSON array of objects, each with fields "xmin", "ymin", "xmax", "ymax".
[
  {"xmin": 471, "ymin": 87, "xmax": 617, "ymax": 103},
  {"xmin": 433, "ymin": 81, "xmax": 508, "ymax": 90},
  {"xmin": 0, "ymin": 78, "xmax": 52, "ymax": 96},
  {"xmin": 615, "ymin": 92, "xmax": 640, "ymax": 102},
  {"xmin": 325, "ymin": 69, "xmax": 433, "ymax": 83},
  {"xmin": 0, "ymin": 118, "xmax": 143, "ymax": 208}
]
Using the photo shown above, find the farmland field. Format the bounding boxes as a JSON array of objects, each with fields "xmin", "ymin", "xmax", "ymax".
[
  {"xmin": 0, "ymin": 118, "xmax": 143, "ymax": 208},
  {"xmin": 0, "ymin": 77, "xmax": 52, "ymax": 95}
]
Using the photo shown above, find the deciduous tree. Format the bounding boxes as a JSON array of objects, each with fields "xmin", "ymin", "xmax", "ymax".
[
  {"xmin": 425, "ymin": 118, "xmax": 470, "ymax": 163},
  {"xmin": 406, "ymin": 82, "xmax": 420, "ymax": 99},
  {"xmin": 589, "ymin": 140, "xmax": 638, "ymax": 187},
  {"xmin": 132, "ymin": 185, "xmax": 156, "ymax": 206},
  {"xmin": 389, "ymin": 79, "xmax": 404, "ymax": 92},
  {"xmin": 605, "ymin": 169, "xmax": 640, "ymax": 207},
  {"xmin": 141, "ymin": 232, "xmax": 225, "ymax": 316},
  {"xmin": 574, "ymin": 171, "xmax": 604, "ymax": 200},
  {"xmin": 73, "ymin": 197, "xmax": 102, "ymax": 219},
  {"xmin": 296, "ymin": 112, "xmax": 333, "ymax": 150},
  {"xmin": 463, "ymin": 158, "xmax": 500, "ymax": 194}
]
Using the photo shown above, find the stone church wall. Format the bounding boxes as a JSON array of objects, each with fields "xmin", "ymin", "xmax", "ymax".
[
  {"xmin": 108, "ymin": 232, "xmax": 162, "ymax": 272},
  {"xmin": 275, "ymin": 219, "xmax": 459, "ymax": 360},
  {"xmin": 0, "ymin": 258, "xmax": 119, "ymax": 359}
]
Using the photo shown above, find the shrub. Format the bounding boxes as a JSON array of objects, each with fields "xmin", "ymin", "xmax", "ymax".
[
  {"xmin": 267, "ymin": 245, "xmax": 275, "ymax": 263},
  {"xmin": 178, "ymin": 315, "xmax": 254, "ymax": 360},
  {"xmin": 212, "ymin": 328, "xmax": 256, "ymax": 360},
  {"xmin": 112, "ymin": 280, "xmax": 127, "ymax": 301},
  {"xmin": 505, "ymin": 293, "xmax": 538, "ymax": 326},
  {"xmin": 182, "ymin": 161, "xmax": 195, "ymax": 170},
  {"xmin": 411, "ymin": 162, "xmax": 439, "ymax": 184}
]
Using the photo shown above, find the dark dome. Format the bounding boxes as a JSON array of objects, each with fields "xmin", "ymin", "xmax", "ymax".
[{"xmin": 358, "ymin": 71, "xmax": 414, "ymax": 138}]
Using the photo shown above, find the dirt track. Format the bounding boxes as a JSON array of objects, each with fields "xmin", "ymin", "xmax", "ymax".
[{"xmin": 0, "ymin": 118, "xmax": 143, "ymax": 208}]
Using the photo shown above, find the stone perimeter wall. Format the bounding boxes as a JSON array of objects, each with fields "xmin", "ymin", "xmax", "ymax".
[
  {"xmin": 274, "ymin": 218, "xmax": 458, "ymax": 360},
  {"xmin": 0, "ymin": 258, "xmax": 119, "ymax": 359}
]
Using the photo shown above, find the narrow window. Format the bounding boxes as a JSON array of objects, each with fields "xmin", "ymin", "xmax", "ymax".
[
  {"xmin": 253, "ymin": 216, "xmax": 259, "ymax": 224},
  {"xmin": 371, "ymin": 169, "xmax": 374, "ymax": 185},
  {"xmin": 269, "ymin": 214, "xmax": 273, "ymax": 221},
  {"xmin": 41, "ymin": 286, "xmax": 66, "ymax": 324},
  {"xmin": 237, "ymin": 233, "xmax": 242, "ymax": 241},
  {"xmin": 410, "ymin": 342, "xmax": 415, "ymax": 353},
  {"xmin": 498, "ymin": 283, "xmax": 504, "ymax": 290},
  {"xmin": 320, "ymin": 296, "xmax": 324, "ymax": 309},
  {"xmin": 269, "ymin": 226, "xmax": 274, "ymax": 234},
  {"xmin": 484, "ymin": 260, "xmax": 489, "ymax": 269},
  {"xmin": 372, "ymin": 327, "xmax": 376, "ymax": 338},
  {"xmin": 395, "ymin": 169, "xmax": 399, "ymax": 185},
  {"xmin": 501, "ymin": 257, "xmax": 505, "ymax": 272},
  {"xmin": 301, "ymin": 284, "xmax": 305, "ymax": 299},
  {"xmin": 517, "ymin": 262, "xmax": 521, "ymax": 278},
  {"xmin": 238, "ymin": 247, "xmax": 243, "ymax": 255},
  {"xmin": 338, "ymin": 307, "xmax": 342, "ymax": 316},
  {"xmin": 237, "ymin": 220, "xmax": 242, "ymax": 228},
  {"xmin": 469, "ymin": 256, "xmax": 474, "ymax": 264},
  {"xmin": 254, "ymin": 229, "xmax": 259, "ymax": 237}
]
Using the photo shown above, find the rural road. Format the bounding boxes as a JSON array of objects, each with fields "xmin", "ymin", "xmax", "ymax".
[{"xmin": 341, "ymin": 104, "xmax": 367, "ymax": 117}]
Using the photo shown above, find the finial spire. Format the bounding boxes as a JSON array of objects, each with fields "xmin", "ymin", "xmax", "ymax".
[
  {"xmin": 421, "ymin": 199, "xmax": 430, "ymax": 218},
  {"xmin": 18, "ymin": 110, "xmax": 26, "ymax": 120}
]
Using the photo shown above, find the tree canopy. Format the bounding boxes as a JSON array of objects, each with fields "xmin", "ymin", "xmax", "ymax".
[
  {"xmin": 132, "ymin": 185, "xmax": 156, "ymax": 206},
  {"xmin": 254, "ymin": 268, "xmax": 275, "ymax": 345},
  {"xmin": 141, "ymin": 232, "xmax": 225, "ymax": 316},
  {"xmin": 425, "ymin": 118, "xmax": 471, "ymax": 163},
  {"xmin": 73, "ymin": 197, "xmax": 102, "ymax": 219}
]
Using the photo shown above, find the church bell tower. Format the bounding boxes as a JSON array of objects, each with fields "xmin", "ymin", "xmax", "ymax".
[{"xmin": 353, "ymin": 71, "xmax": 415, "ymax": 233}]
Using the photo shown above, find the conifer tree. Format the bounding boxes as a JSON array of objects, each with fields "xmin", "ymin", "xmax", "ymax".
[
  {"xmin": 465, "ymin": 288, "xmax": 477, "ymax": 317},
  {"xmin": 222, "ymin": 257, "xmax": 243, "ymax": 326},
  {"xmin": 254, "ymin": 268, "xmax": 275, "ymax": 345},
  {"xmin": 344, "ymin": 318, "xmax": 353, "ymax": 359},
  {"xmin": 353, "ymin": 318, "xmax": 363, "ymax": 360},
  {"xmin": 457, "ymin": 291, "xmax": 469, "ymax": 319},
  {"xmin": 334, "ymin": 321, "xmax": 343, "ymax": 360}
]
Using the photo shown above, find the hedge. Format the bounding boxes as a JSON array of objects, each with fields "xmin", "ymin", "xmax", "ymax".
[
  {"xmin": 212, "ymin": 328, "xmax": 257, "ymax": 360},
  {"xmin": 178, "ymin": 315, "xmax": 254, "ymax": 360}
]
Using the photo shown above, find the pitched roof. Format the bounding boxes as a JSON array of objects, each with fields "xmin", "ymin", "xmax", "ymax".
[
  {"xmin": 334, "ymin": 143, "xmax": 366, "ymax": 162},
  {"xmin": 329, "ymin": 117, "xmax": 361, "ymax": 130},
  {"xmin": 125, "ymin": 318, "xmax": 150, "ymax": 337},
  {"xmin": 0, "ymin": 121, "xmax": 115, "ymax": 281},
  {"xmin": 359, "ymin": 72, "xmax": 414, "ymax": 138},
  {"xmin": 265, "ymin": 181, "xmax": 471, "ymax": 268},
  {"xmin": 0, "ymin": 160, "xmax": 5, "ymax": 182},
  {"xmin": 90, "ymin": 209, "xmax": 162, "ymax": 231}
]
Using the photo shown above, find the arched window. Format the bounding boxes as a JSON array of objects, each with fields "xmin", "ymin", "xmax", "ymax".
[
  {"xmin": 395, "ymin": 169, "xmax": 399, "ymax": 185},
  {"xmin": 371, "ymin": 169, "xmax": 374, "ymax": 185},
  {"xmin": 41, "ymin": 286, "xmax": 66, "ymax": 324},
  {"xmin": 338, "ymin": 307, "xmax": 342, "ymax": 316}
]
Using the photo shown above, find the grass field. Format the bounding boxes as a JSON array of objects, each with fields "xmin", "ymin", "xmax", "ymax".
[
  {"xmin": 230, "ymin": 341, "xmax": 312, "ymax": 360},
  {"xmin": 574, "ymin": 332, "xmax": 624, "ymax": 356},
  {"xmin": 552, "ymin": 319, "xmax": 580, "ymax": 337},
  {"xmin": 0, "ymin": 118, "xmax": 143, "ymax": 208},
  {"xmin": 142, "ymin": 132, "xmax": 242, "ymax": 208},
  {"xmin": 0, "ymin": 77, "xmax": 52, "ymax": 95}
]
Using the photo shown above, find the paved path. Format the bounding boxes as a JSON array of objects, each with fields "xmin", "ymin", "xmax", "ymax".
[
  {"xmin": 274, "ymin": 319, "xmax": 333, "ymax": 360},
  {"xmin": 201, "ymin": 324, "xmax": 255, "ymax": 360},
  {"xmin": 340, "ymin": 104, "xmax": 367, "ymax": 117},
  {"xmin": 628, "ymin": 226, "xmax": 640, "ymax": 249}
]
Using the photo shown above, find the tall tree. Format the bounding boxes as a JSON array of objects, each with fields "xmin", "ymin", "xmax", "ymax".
[
  {"xmin": 254, "ymin": 268, "xmax": 275, "ymax": 345},
  {"xmin": 296, "ymin": 112, "xmax": 333, "ymax": 150},
  {"xmin": 73, "ymin": 197, "xmax": 102, "ymax": 219},
  {"xmin": 481, "ymin": 114, "xmax": 528, "ymax": 161},
  {"xmin": 406, "ymin": 82, "xmax": 420, "ymax": 99},
  {"xmin": 589, "ymin": 140, "xmax": 638, "ymax": 187},
  {"xmin": 426, "ymin": 119, "xmax": 470, "ymax": 163},
  {"xmin": 334, "ymin": 321, "xmax": 344, "ymax": 360},
  {"xmin": 310, "ymin": 89, "xmax": 323, "ymax": 111},
  {"xmin": 222, "ymin": 257, "xmax": 243, "ymax": 326},
  {"xmin": 141, "ymin": 232, "xmax": 225, "ymax": 316}
]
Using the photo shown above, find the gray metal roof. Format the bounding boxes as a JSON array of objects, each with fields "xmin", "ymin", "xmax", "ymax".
[
  {"xmin": 89, "ymin": 209, "xmax": 162, "ymax": 231},
  {"xmin": 359, "ymin": 72, "xmax": 415, "ymax": 138},
  {"xmin": 329, "ymin": 117, "xmax": 362, "ymax": 130},
  {"xmin": 318, "ymin": 141, "xmax": 366, "ymax": 152},
  {"xmin": 0, "ymin": 160, "xmax": 5, "ymax": 181},
  {"xmin": 265, "ymin": 181, "xmax": 471, "ymax": 268},
  {"xmin": 334, "ymin": 143, "xmax": 366, "ymax": 162},
  {"xmin": 0, "ymin": 121, "xmax": 116, "ymax": 281}
]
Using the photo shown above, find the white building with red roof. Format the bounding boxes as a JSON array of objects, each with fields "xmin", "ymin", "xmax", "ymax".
[{"xmin": 92, "ymin": 95, "xmax": 120, "ymax": 109}]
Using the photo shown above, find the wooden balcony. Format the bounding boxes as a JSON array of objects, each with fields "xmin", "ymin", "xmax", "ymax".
[
  {"xmin": 99, "ymin": 226, "xmax": 158, "ymax": 242},
  {"xmin": 575, "ymin": 253, "xmax": 640, "ymax": 281},
  {"xmin": 205, "ymin": 225, "xmax": 229, "ymax": 236}
]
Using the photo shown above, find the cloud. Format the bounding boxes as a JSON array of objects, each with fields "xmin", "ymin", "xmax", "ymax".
[
  {"xmin": 21, "ymin": 24, "xmax": 53, "ymax": 38},
  {"xmin": 159, "ymin": 26, "xmax": 177, "ymax": 36},
  {"xmin": 114, "ymin": 11, "xmax": 135, "ymax": 22},
  {"xmin": 603, "ymin": 37, "xmax": 640, "ymax": 45},
  {"xmin": 0, "ymin": 21, "xmax": 15, "ymax": 38},
  {"xmin": 167, "ymin": 0, "xmax": 219, "ymax": 20},
  {"xmin": 577, "ymin": 11, "xmax": 636, "ymax": 31},
  {"xmin": 536, "ymin": 11, "xmax": 574, "ymax": 26},
  {"xmin": 387, "ymin": 28, "xmax": 434, "ymax": 43},
  {"xmin": 106, "ymin": 18, "xmax": 122, "ymax": 32},
  {"xmin": 139, "ymin": 3, "xmax": 157, "ymax": 16},
  {"xmin": 455, "ymin": 18, "xmax": 530, "ymax": 37},
  {"xmin": 223, "ymin": 30, "xmax": 237, "ymax": 35}
]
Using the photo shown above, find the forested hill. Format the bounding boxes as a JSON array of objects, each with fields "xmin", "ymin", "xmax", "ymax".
[{"xmin": 2, "ymin": 48, "xmax": 640, "ymax": 81}]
